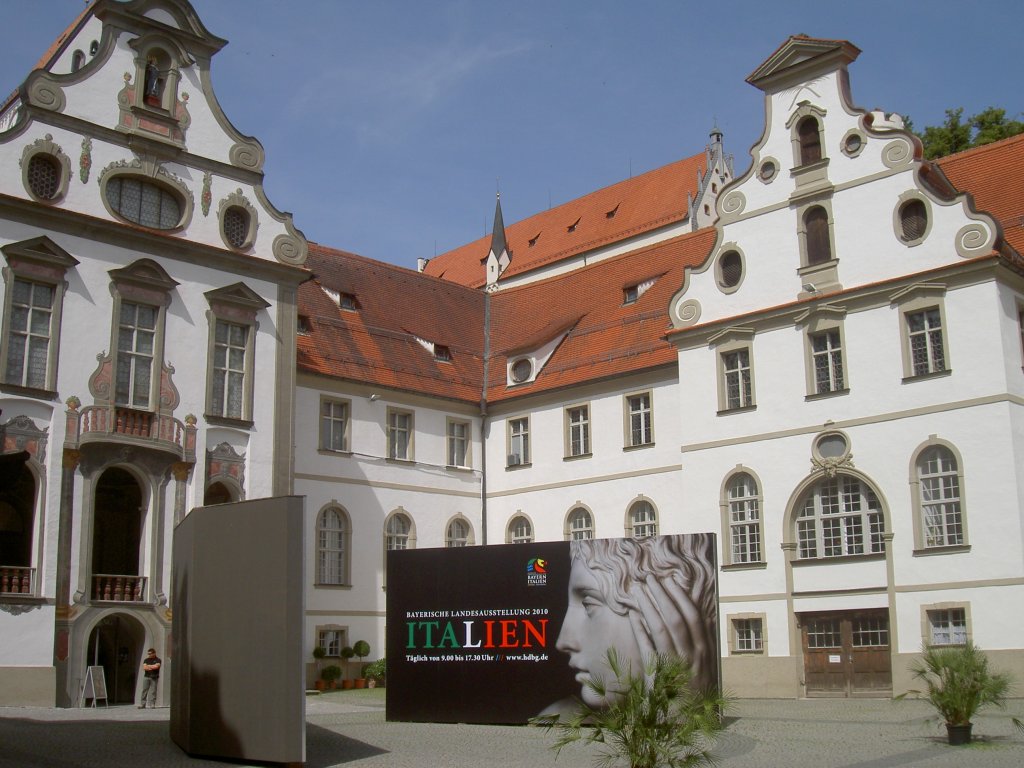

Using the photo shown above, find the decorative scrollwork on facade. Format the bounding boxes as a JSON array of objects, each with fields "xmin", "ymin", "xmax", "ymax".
[
  {"xmin": 882, "ymin": 139, "xmax": 913, "ymax": 169},
  {"xmin": 811, "ymin": 453, "xmax": 855, "ymax": 478},
  {"xmin": 273, "ymin": 233, "xmax": 308, "ymax": 266},
  {"xmin": 954, "ymin": 222, "xmax": 995, "ymax": 259},
  {"xmin": 720, "ymin": 190, "xmax": 746, "ymax": 217},
  {"xmin": 674, "ymin": 299, "xmax": 702, "ymax": 327}
]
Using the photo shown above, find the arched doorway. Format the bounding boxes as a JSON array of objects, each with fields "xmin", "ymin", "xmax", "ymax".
[
  {"xmin": 204, "ymin": 481, "xmax": 234, "ymax": 505},
  {"xmin": 85, "ymin": 613, "xmax": 146, "ymax": 704},
  {"xmin": 0, "ymin": 460, "xmax": 35, "ymax": 593},
  {"xmin": 92, "ymin": 467, "xmax": 144, "ymax": 601}
]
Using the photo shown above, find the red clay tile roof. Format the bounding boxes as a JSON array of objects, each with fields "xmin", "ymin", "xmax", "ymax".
[
  {"xmin": 485, "ymin": 229, "xmax": 716, "ymax": 402},
  {"xmin": 298, "ymin": 243, "xmax": 485, "ymax": 403},
  {"xmin": 936, "ymin": 133, "xmax": 1024, "ymax": 256},
  {"xmin": 422, "ymin": 153, "xmax": 708, "ymax": 288}
]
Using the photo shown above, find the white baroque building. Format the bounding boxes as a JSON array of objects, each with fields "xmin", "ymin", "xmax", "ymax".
[{"xmin": 2, "ymin": 4, "xmax": 1023, "ymax": 706}]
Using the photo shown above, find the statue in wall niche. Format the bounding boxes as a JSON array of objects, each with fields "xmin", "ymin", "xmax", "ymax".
[{"xmin": 144, "ymin": 57, "xmax": 162, "ymax": 106}]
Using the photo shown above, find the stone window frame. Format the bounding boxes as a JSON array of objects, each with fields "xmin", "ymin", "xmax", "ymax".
[
  {"xmin": 98, "ymin": 160, "xmax": 193, "ymax": 233},
  {"xmin": 757, "ymin": 155, "xmax": 780, "ymax": 185},
  {"xmin": 386, "ymin": 407, "xmax": 414, "ymax": 462},
  {"xmin": 891, "ymin": 282, "xmax": 950, "ymax": 381},
  {"xmin": 563, "ymin": 402, "xmax": 592, "ymax": 459},
  {"xmin": 506, "ymin": 415, "xmax": 531, "ymax": 468},
  {"xmin": 796, "ymin": 199, "xmax": 840, "ymax": 295},
  {"xmin": 727, "ymin": 612, "xmax": 766, "ymax": 654},
  {"xmin": 786, "ymin": 103, "xmax": 830, "ymax": 188},
  {"xmin": 20, "ymin": 134, "xmax": 72, "ymax": 204},
  {"xmin": 564, "ymin": 503, "xmax": 595, "ymax": 540},
  {"xmin": 714, "ymin": 243, "xmax": 746, "ymax": 294},
  {"xmin": 203, "ymin": 283, "xmax": 268, "ymax": 427},
  {"xmin": 506, "ymin": 512, "xmax": 534, "ymax": 544},
  {"xmin": 893, "ymin": 190, "xmax": 933, "ymax": 247},
  {"xmin": 909, "ymin": 436, "xmax": 970, "ymax": 555},
  {"xmin": 106, "ymin": 259, "xmax": 178, "ymax": 411},
  {"xmin": 921, "ymin": 602, "xmax": 972, "ymax": 648},
  {"xmin": 445, "ymin": 515, "xmax": 474, "ymax": 547},
  {"xmin": 446, "ymin": 417, "xmax": 471, "ymax": 469},
  {"xmin": 788, "ymin": 470, "xmax": 889, "ymax": 561},
  {"xmin": 710, "ymin": 326, "xmax": 757, "ymax": 414},
  {"xmin": 840, "ymin": 128, "xmax": 867, "ymax": 158},
  {"xmin": 795, "ymin": 305, "xmax": 849, "ymax": 399},
  {"xmin": 0, "ymin": 237, "xmax": 78, "ymax": 397},
  {"xmin": 623, "ymin": 389, "xmax": 654, "ymax": 448},
  {"xmin": 384, "ymin": 508, "xmax": 416, "ymax": 551},
  {"xmin": 315, "ymin": 503, "xmax": 352, "ymax": 587},
  {"xmin": 626, "ymin": 496, "xmax": 659, "ymax": 539},
  {"xmin": 316, "ymin": 625, "xmax": 348, "ymax": 658},
  {"xmin": 720, "ymin": 466, "xmax": 767, "ymax": 569},
  {"xmin": 217, "ymin": 189, "xmax": 259, "ymax": 252},
  {"xmin": 319, "ymin": 396, "xmax": 351, "ymax": 453}
]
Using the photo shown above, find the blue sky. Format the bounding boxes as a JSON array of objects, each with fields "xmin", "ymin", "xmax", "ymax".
[{"xmin": 3, "ymin": 1, "xmax": 1021, "ymax": 269}]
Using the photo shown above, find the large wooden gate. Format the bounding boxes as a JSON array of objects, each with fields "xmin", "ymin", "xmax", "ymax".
[{"xmin": 800, "ymin": 609, "xmax": 891, "ymax": 697}]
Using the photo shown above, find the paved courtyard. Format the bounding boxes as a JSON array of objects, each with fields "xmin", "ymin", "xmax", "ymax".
[{"xmin": 1, "ymin": 693, "xmax": 1022, "ymax": 767}]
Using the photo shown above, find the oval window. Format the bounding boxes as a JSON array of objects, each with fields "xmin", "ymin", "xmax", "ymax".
[
  {"xmin": 27, "ymin": 154, "xmax": 61, "ymax": 200},
  {"xmin": 223, "ymin": 206, "xmax": 250, "ymax": 249},
  {"xmin": 107, "ymin": 176, "xmax": 182, "ymax": 229},
  {"xmin": 510, "ymin": 358, "xmax": 533, "ymax": 383},
  {"xmin": 719, "ymin": 250, "xmax": 742, "ymax": 289},
  {"xmin": 900, "ymin": 199, "xmax": 927, "ymax": 242}
]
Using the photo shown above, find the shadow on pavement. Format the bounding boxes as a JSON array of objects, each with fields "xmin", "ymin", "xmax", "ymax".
[{"xmin": 0, "ymin": 718, "xmax": 387, "ymax": 768}]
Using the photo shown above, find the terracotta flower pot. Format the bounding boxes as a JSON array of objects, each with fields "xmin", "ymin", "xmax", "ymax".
[
  {"xmin": 355, "ymin": 678, "xmax": 366, "ymax": 689},
  {"xmin": 342, "ymin": 679, "xmax": 354, "ymax": 690}
]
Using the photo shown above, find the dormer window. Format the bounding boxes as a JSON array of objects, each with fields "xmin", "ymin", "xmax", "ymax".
[
  {"xmin": 434, "ymin": 344, "xmax": 451, "ymax": 362},
  {"xmin": 528, "ymin": 233, "xmax": 540, "ymax": 247},
  {"xmin": 340, "ymin": 293, "xmax": 357, "ymax": 311},
  {"xmin": 510, "ymin": 357, "xmax": 533, "ymax": 384},
  {"xmin": 567, "ymin": 218, "xmax": 580, "ymax": 233},
  {"xmin": 624, "ymin": 285, "xmax": 639, "ymax": 304},
  {"xmin": 606, "ymin": 205, "xmax": 619, "ymax": 219},
  {"xmin": 298, "ymin": 315, "xmax": 312, "ymax": 334}
]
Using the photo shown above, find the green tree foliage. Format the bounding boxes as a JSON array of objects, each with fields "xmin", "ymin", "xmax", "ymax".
[
  {"xmin": 532, "ymin": 650, "xmax": 731, "ymax": 768},
  {"xmin": 910, "ymin": 107, "xmax": 1024, "ymax": 159}
]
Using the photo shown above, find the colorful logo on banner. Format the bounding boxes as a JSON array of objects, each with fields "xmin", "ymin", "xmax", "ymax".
[{"xmin": 526, "ymin": 557, "xmax": 548, "ymax": 586}]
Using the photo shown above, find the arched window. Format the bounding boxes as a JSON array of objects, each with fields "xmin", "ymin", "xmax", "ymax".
[
  {"xmin": 629, "ymin": 499, "xmax": 658, "ymax": 539},
  {"xmin": 106, "ymin": 176, "xmax": 182, "ymax": 230},
  {"xmin": 795, "ymin": 475, "xmax": 885, "ymax": 559},
  {"xmin": 26, "ymin": 154, "xmax": 61, "ymax": 201},
  {"xmin": 726, "ymin": 472, "xmax": 762, "ymax": 564},
  {"xmin": 566, "ymin": 507, "xmax": 593, "ymax": 540},
  {"xmin": 446, "ymin": 518, "xmax": 470, "ymax": 547},
  {"xmin": 385, "ymin": 512, "xmax": 412, "ymax": 550},
  {"xmin": 317, "ymin": 507, "xmax": 349, "ymax": 585},
  {"xmin": 508, "ymin": 515, "xmax": 533, "ymax": 544},
  {"xmin": 917, "ymin": 446, "xmax": 963, "ymax": 547},
  {"xmin": 0, "ymin": 460, "xmax": 37, "ymax": 595},
  {"xmin": 798, "ymin": 116, "xmax": 822, "ymax": 165},
  {"xmin": 804, "ymin": 206, "xmax": 832, "ymax": 265}
]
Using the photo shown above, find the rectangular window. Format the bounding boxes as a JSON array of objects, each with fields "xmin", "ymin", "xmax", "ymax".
[
  {"xmin": 929, "ymin": 608, "xmax": 968, "ymax": 646},
  {"xmin": 626, "ymin": 393, "xmax": 653, "ymax": 447},
  {"xmin": 734, "ymin": 618, "xmax": 763, "ymax": 652},
  {"xmin": 116, "ymin": 301, "xmax": 157, "ymax": 408},
  {"xmin": 907, "ymin": 308, "xmax": 945, "ymax": 376},
  {"xmin": 806, "ymin": 618, "xmax": 841, "ymax": 649},
  {"xmin": 211, "ymin": 320, "xmax": 248, "ymax": 419},
  {"xmin": 4, "ymin": 278, "xmax": 54, "ymax": 389},
  {"xmin": 387, "ymin": 409, "xmax": 413, "ymax": 460},
  {"xmin": 318, "ymin": 628, "xmax": 345, "ymax": 657},
  {"xmin": 811, "ymin": 330, "xmax": 844, "ymax": 393},
  {"xmin": 447, "ymin": 419, "xmax": 469, "ymax": 468},
  {"xmin": 723, "ymin": 349, "xmax": 753, "ymax": 409},
  {"xmin": 320, "ymin": 399, "xmax": 349, "ymax": 452},
  {"xmin": 508, "ymin": 417, "xmax": 530, "ymax": 466},
  {"xmin": 566, "ymin": 405, "xmax": 590, "ymax": 457},
  {"xmin": 852, "ymin": 617, "xmax": 889, "ymax": 647}
]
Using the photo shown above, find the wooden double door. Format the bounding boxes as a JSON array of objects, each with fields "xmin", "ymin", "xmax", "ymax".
[{"xmin": 800, "ymin": 609, "xmax": 892, "ymax": 697}]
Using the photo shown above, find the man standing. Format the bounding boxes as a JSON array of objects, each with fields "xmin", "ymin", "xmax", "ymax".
[{"xmin": 139, "ymin": 648, "xmax": 161, "ymax": 708}]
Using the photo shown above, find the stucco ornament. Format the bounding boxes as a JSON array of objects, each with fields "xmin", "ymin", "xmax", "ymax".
[
  {"xmin": 79, "ymin": 137, "xmax": 92, "ymax": 183},
  {"xmin": 811, "ymin": 453, "xmax": 854, "ymax": 478}
]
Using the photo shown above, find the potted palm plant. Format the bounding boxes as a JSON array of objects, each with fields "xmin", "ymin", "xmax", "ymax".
[
  {"xmin": 352, "ymin": 640, "xmax": 371, "ymax": 688},
  {"xmin": 897, "ymin": 642, "xmax": 1020, "ymax": 745}
]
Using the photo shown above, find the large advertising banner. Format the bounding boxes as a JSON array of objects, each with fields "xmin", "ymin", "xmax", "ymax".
[{"xmin": 386, "ymin": 533, "xmax": 718, "ymax": 724}]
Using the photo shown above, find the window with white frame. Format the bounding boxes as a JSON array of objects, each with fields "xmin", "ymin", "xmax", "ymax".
[
  {"xmin": 917, "ymin": 445, "xmax": 964, "ymax": 547},
  {"xmin": 385, "ymin": 512, "xmax": 412, "ymax": 550},
  {"xmin": 733, "ymin": 618, "xmax": 763, "ymax": 652},
  {"xmin": 566, "ymin": 507, "xmax": 593, "ymax": 540},
  {"xmin": 318, "ymin": 628, "xmax": 345, "ymax": 657},
  {"xmin": 928, "ymin": 607, "xmax": 968, "ymax": 646},
  {"xmin": 1, "ymin": 238, "xmax": 77, "ymax": 394},
  {"xmin": 387, "ymin": 409, "xmax": 413, "ymax": 461},
  {"xmin": 565, "ymin": 405, "xmax": 590, "ymax": 457},
  {"xmin": 320, "ymin": 399, "xmax": 349, "ymax": 452},
  {"xmin": 795, "ymin": 475, "xmax": 885, "ymax": 559},
  {"xmin": 625, "ymin": 392, "xmax": 653, "ymax": 447},
  {"xmin": 906, "ymin": 308, "xmax": 946, "ymax": 376},
  {"xmin": 722, "ymin": 349, "xmax": 753, "ymax": 410},
  {"xmin": 316, "ymin": 507, "xmax": 349, "ymax": 585},
  {"xmin": 727, "ymin": 472, "xmax": 763, "ymax": 564},
  {"xmin": 509, "ymin": 515, "xmax": 533, "ymax": 544},
  {"xmin": 508, "ymin": 417, "xmax": 530, "ymax": 466},
  {"xmin": 446, "ymin": 518, "xmax": 470, "ymax": 547},
  {"xmin": 116, "ymin": 301, "xmax": 158, "ymax": 408},
  {"xmin": 629, "ymin": 499, "xmax": 658, "ymax": 539},
  {"xmin": 204, "ymin": 283, "xmax": 266, "ymax": 425},
  {"xmin": 447, "ymin": 419, "xmax": 469, "ymax": 468},
  {"xmin": 810, "ymin": 330, "xmax": 844, "ymax": 394}
]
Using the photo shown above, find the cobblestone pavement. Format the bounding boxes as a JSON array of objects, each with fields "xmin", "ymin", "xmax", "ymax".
[{"xmin": 1, "ymin": 695, "xmax": 1022, "ymax": 767}]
